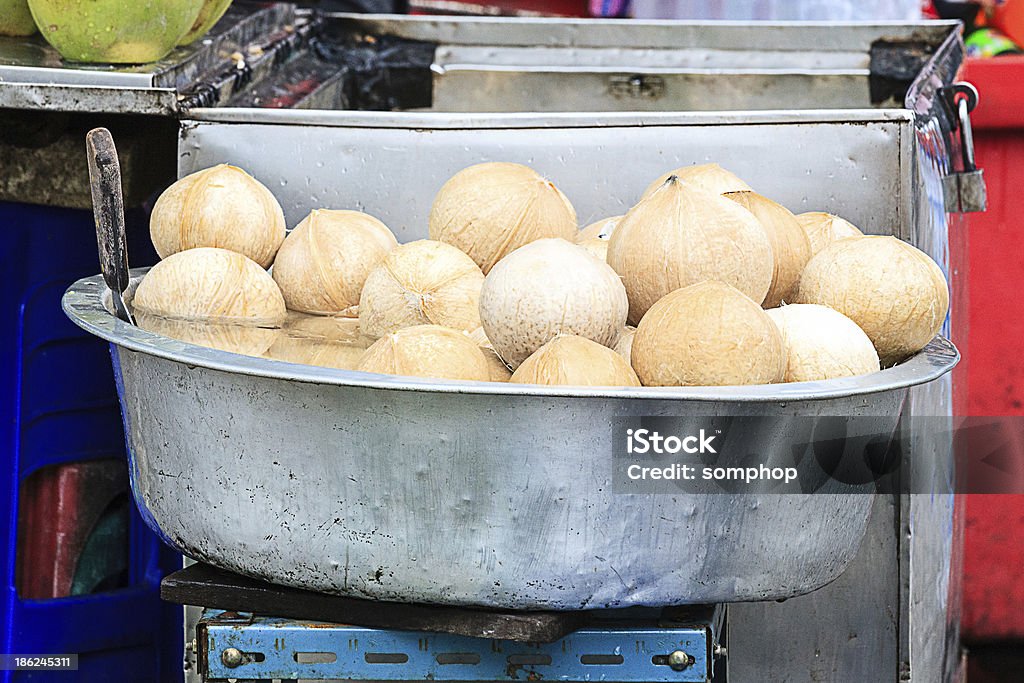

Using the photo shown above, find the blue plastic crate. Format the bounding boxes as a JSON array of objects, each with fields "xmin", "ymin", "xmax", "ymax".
[{"xmin": 0, "ymin": 201, "xmax": 181, "ymax": 683}]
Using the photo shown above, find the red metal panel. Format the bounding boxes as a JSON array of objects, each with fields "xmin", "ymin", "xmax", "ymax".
[
  {"xmin": 965, "ymin": 495, "xmax": 1024, "ymax": 639},
  {"xmin": 967, "ymin": 57, "xmax": 1024, "ymax": 130},
  {"xmin": 961, "ymin": 58, "xmax": 1024, "ymax": 641}
]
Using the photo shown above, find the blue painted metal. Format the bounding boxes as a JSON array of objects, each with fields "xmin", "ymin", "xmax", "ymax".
[
  {"xmin": 0, "ymin": 201, "xmax": 179, "ymax": 683},
  {"xmin": 201, "ymin": 610, "xmax": 715, "ymax": 682}
]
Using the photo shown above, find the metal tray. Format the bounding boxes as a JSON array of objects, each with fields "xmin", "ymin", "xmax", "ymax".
[{"xmin": 63, "ymin": 273, "xmax": 958, "ymax": 609}]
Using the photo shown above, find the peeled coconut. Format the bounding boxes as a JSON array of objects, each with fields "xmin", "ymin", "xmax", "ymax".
[
  {"xmin": 466, "ymin": 327, "xmax": 512, "ymax": 382},
  {"xmin": 795, "ymin": 236, "xmax": 949, "ymax": 365},
  {"xmin": 725, "ymin": 191, "xmax": 811, "ymax": 308},
  {"xmin": 795, "ymin": 212, "xmax": 864, "ymax": 256},
  {"xmin": 359, "ymin": 240, "xmax": 483, "ymax": 338},
  {"xmin": 578, "ymin": 238, "xmax": 609, "ymax": 262},
  {"xmin": 575, "ymin": 216, "xmax": 622, "ymax": 263},
  {"xmin": 577, "ymin": 216, "xmax": 622, "ymax": 242},
  {"xmin": 479, "ymin": 238, "xmax": 628, "ymax": 369},
  {"xmin": 356, "ymin": 324, "xmax": 490, "ymax": 382},
  {"xmin": 614, "ymin": 326, "xmax": 636, "ymax": 363},
  {"xmin": 27, "ymin": 0, "xmax": 203, "ymax": 62},
  {"xmin": 511, "ymin": 335, "xmax": 640, "ymax": 387},
  {"xmin": 178, "ymin": 0, "xmax": 232, "ymax": 45},
  {"xmin": 766, "ymin": 304, "xmax": 880, "ymax": 382},
  {"xmin": 633, "ymin": 281, "xmax": 785, "ymax": 386},
  {"xmin": 467, "ymin": 326, "xmax": 492, "ymax": 348},
  {"xmin": 428, "ymin": 162, "xmax": 577, "ymax": 273},
  {"xmin": 133, "ymin": 247, "xmax": 285, "ymax": 356},
  {"xmin": 481, "ymin": 348, "xmax": 513, "ymax": 382},
  {"xmin": 265, "ymin": 313, "xmax": 373, "ymax": 370},
  {"xmin": 641, "ymin": 163, "xmax": 753, "ymax": 200},
  {"xmin": 608, "ymin": 175, "xmax": 774, "ymax": 325},
  {"xmin": 150, "ymin": 164, "xmax": 285, "ymax": 268},
  {"xmin": 273, "ymin": 209, "xmax": 398, "ymax": 315},
  {"xmin": 134, "ymin": 247, "xmax": 285, "ymax": 323},
  {"xmin": 1, "ymin": 0, "xmax": 37, "ymax": 36}
]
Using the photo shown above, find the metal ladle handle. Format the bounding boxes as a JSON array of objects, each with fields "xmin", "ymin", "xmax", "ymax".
[{"xmin": 86, "ymin": 127, "xmax": 135, "ymax": 325}]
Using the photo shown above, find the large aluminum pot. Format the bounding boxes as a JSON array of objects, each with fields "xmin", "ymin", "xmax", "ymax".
[{"xmin": 63, "ymin": 273, "xmax": 958, "ymax": 609}]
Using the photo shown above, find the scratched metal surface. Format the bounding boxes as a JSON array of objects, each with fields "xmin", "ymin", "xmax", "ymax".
[
  {"xmin": 0, "ymin": 13, "xmax": 958, "ymax": 116},
  {"xmin": 901, "ymin": 26, "xmax": 964, "ymax": 683},
  {"xmin": 177, "ymin": 110, "xmax": 912, "ymax": 236},
  {"xmin": 116, "ymin": 346, "xmax": 883, "ymax": 608},
  {"xmin": 727, "ymin": 27, "xmax": 968, "ymax": 683}
]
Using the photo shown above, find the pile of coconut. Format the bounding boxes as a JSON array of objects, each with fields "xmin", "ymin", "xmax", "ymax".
[{"xmin": 134, "ymin": 161, "xmax": 949, "ymax": 388}]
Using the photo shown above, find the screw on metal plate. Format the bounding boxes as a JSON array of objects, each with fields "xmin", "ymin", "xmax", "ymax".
[
  {"xmin": 940, "ymin": 82, "xmax": 987, "ymax": 213},
  {"xmin": 609, "ymin": 74, "xmax": 665, "ymax": 100},
  {"xmin": 667, "ymin": 650, "xmax": 692, "ymax": 671},
  {"xmin": 221, "ymin": 647, "xmax": 244, "ymax": 668}
]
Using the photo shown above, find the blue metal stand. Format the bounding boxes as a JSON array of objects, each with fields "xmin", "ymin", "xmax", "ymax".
[{"xmin": 199, "ymin": 608, "xmax": 722, "ymax": 682}]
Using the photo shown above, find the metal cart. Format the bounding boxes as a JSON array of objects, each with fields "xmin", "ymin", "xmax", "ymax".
[{"xmin": 2, "ymin": 6, "xmax": 981, "ymax": 682}]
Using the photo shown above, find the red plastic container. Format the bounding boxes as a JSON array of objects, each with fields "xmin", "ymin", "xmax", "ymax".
[{"xmin": 961, "ymin": 56, "xmax": 1024, "ymax": 642}]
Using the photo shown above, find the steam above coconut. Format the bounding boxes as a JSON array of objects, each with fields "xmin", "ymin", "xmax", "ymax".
[{"xmin": 132, "ymin": 159, "xmax": 948, "ymax": 389}]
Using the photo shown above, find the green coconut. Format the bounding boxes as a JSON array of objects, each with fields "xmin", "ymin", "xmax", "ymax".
[
  {"xmin": 0, "ymin": 0, "xmax": 36, "ymax": 36},
  {"xmin": 177, "ymin": 0, "xmax": 232, "ymax": 46},
  {"xmin": 27, "ymin": 0, "xmax": 203, "ymax": 63}
]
